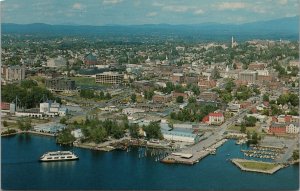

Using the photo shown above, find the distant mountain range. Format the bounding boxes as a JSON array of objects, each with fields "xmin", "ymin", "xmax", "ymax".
[{"xmin": 2, "ymin": 16, "xmax": 299, "ymax": 41}]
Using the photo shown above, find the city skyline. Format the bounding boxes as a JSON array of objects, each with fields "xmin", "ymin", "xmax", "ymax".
[{"xmin": 1, "ymin": 0, "xmax": 299, "ymax": 25}]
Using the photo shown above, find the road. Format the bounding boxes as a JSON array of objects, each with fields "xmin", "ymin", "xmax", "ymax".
[{"xmin": 183, "ymin": 101, "xmax": 261, "ymax": 154}]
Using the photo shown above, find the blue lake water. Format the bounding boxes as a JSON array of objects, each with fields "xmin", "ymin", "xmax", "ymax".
[{"xmin": 2, "ymin": 134, "xmax": 299, "ymax": 190}]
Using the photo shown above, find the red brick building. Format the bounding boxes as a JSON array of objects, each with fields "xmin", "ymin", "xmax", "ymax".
[
  {"xmin": 248, "ymin": 63, "xmax": 265, "ymax": 70},
  {"xmin": 198, "ymin": 79, "xmax": 216, "ymax": 90},
  {"xmin": 268, "ymin": 123, "xmax": 286, "ymax": 134},
  {"xmin": 1, "ymin": 102, "xmax": 10, "ymax": 110}
]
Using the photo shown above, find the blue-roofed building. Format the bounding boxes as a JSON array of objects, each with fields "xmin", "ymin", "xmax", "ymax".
[{"xmin": 160, "ymin": 123, "xmax": 200, "ymax": 143}]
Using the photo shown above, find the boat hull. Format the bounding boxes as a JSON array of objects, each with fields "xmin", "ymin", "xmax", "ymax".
[{"xmin": 39, "ymin": 157, "xmax": 79, "ymax": 162}]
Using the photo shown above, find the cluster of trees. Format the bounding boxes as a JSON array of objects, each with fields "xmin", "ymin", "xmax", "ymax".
[
  {"xmin": 176, "ymin": 96, "xmax": 184, "ymax": 103},
  {"xmin": 292, "ymin": 150, "xmax": 299, "ymax": 160},
  {"xmin": 17, "ymin": 118, "xmax": 32, "ymax": 131},
  {"xmin": 1, "ymin": 80, "xmax": 61, "ymax": 109},
  {"xmin": 273, "ymin": 62, "xmax": 299, "ymax": 78},
  {"xmin": 80, "ymin": 118, "xmax": 126, "ymax": 143},
  {"xmin": 261, "ymin": 93, "xmax": 299, "ymax": 116},
  {"xmin": 243, "ymin": 116, "xmax": 257, "ymax": 127},
  {"xmin": 56, "ymin": 129, "xmax": 76, "ymax": 145},
  {"xmin": 131, "ymin": 94, "xmax": 137, "ymax": 103},
  {"xmin": 235, "ymin": 85, "xmax": 253, "ymax": 101},
  {"xmin": 128, "ymin": 122, "xmax": 163, "ymax": 140},
  {"xmin": 214, "ymin": 80, "xmax": 235, "ymax": 103},
  {"xmin": 80, "ymin": 89, "xmax": 111, "ymax": 100},
  {"xmin": 142, "ymin": 122, "xmax": 163, "ymax": 139},
  {"xmin": 276, "ymin": 93, "xmax": 299, "ymax": 107},
  {"xmin": 143, "ymin": 90, "xmax": 154, "ymax": 100},
  {"xmin": 61, "ymin": 117, "xmax": 163, "ymax": 143},
  {"xmin": 246, "ymin": 131, "xmax": 261, "ymax": 145},
  {"xmin": 170, "ymin": 103, "xmax": 219, "ymax": 122},
  {"xmin": 240, "ymin": 116, "xmax": 257, "ymax": 134}
]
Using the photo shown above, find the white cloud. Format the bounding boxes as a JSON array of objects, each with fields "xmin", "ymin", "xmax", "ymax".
[
  {"xmin": 103, "ymin": 0, "xmax": 123, "ymax": 5},
  {"xmin": 251, "ymin": 6, "xmax": 266, "ymax": 14},
  {"xmin": 194, "ymin": 9, "xmax": 204, "ymax": 15},
  {"xmin": 72, "ymin": 3, "xmax": 84, "ymax": 10},
  {"xmin": 152, "ymin": 2, "xmax": 164, "ymax": 7},
  {"xmin": 216, "ymin": 2, "xmax": 248, "ymax": 10},
  {"xmin": 278, "ymin": 0, "xmax": 288, "ymax": 5},
  {"xmin": 162, "ymin": 5, "xmax": 190, "ymax": 13},
  {"xmin": 146, "ymin": 12, "xmax": 158, "ymax": 17}
]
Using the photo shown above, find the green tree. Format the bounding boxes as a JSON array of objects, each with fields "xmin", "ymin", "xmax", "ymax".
[
  {"xmin": 288, "ymin": 93, "xmax": 299, "ymax": 107},
  {"xmin": 143, "ymin": 122, "xmax": 163, "ymax": 140},
  {"xmin": 129, "ymin": 123, "xmax": 140, "ymax": 138},
  {"xmin": 131, "ymin": 94, "xmax": 137, "ymax": 103},
  {"xmin": 225, "ymin": 80, "xmax": 235, "ymax": 92},
  {"xmin": 176, "ymin": 96, "xmax": 184, "ymax": 103},
  {"xmin": 263, "ymin": 94, "xmax": 269, "ymax": 102},
  {"xmin": 244, "ymin": 116, "xmax": 256, "ymax": 127},
  {"xmin": 292, "ymin": 150, "xmax": 299, "ymax": 160},
  {"xmin": 56, "ymin": 129, "xmax": 76, "ymax": 145},
  {"xmin": 3, "ymin": 120, "xmax": 8, "ymax": 127},
  {"xmin": 60, "ymin": 117, "xmax": 67, "ymax": 124},
  {"xmin": 191, "ymin": 85, "xmax": 200, "ymax": 95},
  {"xmin": 188, "ymin": 97, "xmax": 196, "ymax": 104},
  {"xmin": 240, "ymin": 123, "xmax": 246, "ymax": 133},
  {"xmin": 105, "ymin": 93, "xmax": 112, "ymax": 99},
  {"xmin": 17, "ymin": 119, "xmax": 32, "ymax": 131}
]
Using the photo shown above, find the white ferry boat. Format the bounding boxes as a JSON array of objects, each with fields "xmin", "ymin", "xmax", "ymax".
[{"xmin": 39, "ymin": 151, "xmax": 79, "ymax": 162}]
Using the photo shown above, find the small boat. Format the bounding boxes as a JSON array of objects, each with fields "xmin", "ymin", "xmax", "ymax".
[{"xmin": 40, "ymin": 151, "xmax": 79, "ymax": 162}]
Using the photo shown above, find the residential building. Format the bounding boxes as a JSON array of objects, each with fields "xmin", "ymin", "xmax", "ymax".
[
  {"xmin": 202, "ymin": 112, "xmax": 224, "ymax": 125},
  {"xmin": 248, "ymin": 62, "xmax": 265, "ymax": 70},
  {"xmin": 47, "ymin": 56, "xmax": 67, "ymax": 68},
  {"xmin": 45, "ymin": 78, "xmax": 76, "ymax": 91},
  {"xmin": 286, "ymin": 122, "xmax": 299, "ymax": 134},
  {"xmin": 239, "ymin": 70, "xmax": 258, "ymax": 84},
  {"xmin": 198, "ymin": 78, "xmax": 217, "ymax": 90},
  {"xmin": 268, "ymin": 122, "xmax": 286, "ymax": 134},
  {"xmin": 153, "ymin": 94, "xmax": 172, "ymax": 103},
  {"xmin": 172, "ymin": 73, "xmax": 184, "ymax": 84},
  {"xmin": 199, "ymin": 91, "xmax": 218, "ymax": 101},
  {"xmin": 84, "ymin": 53, "xmax": 97, "ymax": 66},
  {"xmin": 1, "ymin": 65, "xmax": 26, "ymax": 82},
  {"xmin": 95, "ymin": 72, "xmax": 124, "ymax": 84}
]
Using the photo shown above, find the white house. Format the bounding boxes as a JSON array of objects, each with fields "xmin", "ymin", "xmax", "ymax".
[
  {"xmin": 71, "ymin": 129, "xmax": 84, "ymax": 139},
  {"xmin": 286, "ymin": 123, "xmax": 299, "ymax": 134}
]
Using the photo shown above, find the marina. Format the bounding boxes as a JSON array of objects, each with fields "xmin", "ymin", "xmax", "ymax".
[{"xmin": 2, "ymin": 134, "xmax": 299, "ymax": 190}]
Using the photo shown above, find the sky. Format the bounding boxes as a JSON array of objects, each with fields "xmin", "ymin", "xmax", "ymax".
[{"xmin": 1, "ymin": 0, "xmax": 299, "ymax": 25}]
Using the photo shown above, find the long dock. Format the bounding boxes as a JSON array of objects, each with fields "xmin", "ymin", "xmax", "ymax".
[{"xmin": 161, "ymin": 139, "xmax": 227, "ymax": 165}]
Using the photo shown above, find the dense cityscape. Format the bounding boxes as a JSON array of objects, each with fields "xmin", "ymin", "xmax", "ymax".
[{"xmin": 1, "ymin": 0, "xmax": 299, "ymax": 190}]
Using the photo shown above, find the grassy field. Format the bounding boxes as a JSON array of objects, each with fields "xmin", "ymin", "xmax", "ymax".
[
  {"xmin": 238, "ymin": 161, "xmax": 278, "ymax": 171},
  {"xmin": 70, "ymin": 77, "xmax": 111, "ymax": 87},
  {"xmin": 228, "ymin": 125, "xmax": 259, "ymax": 133},
  {"xmin": 28, "ymin": 76, "xmax": 46, "ymax": 88}
]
